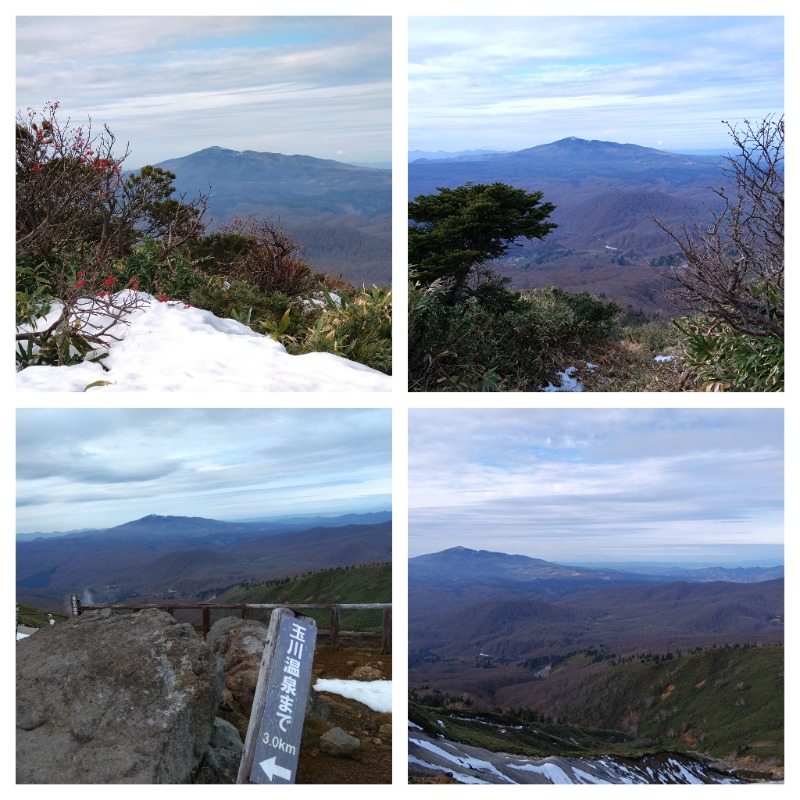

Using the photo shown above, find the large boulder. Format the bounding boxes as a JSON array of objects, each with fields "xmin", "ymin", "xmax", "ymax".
[
  {"xmin": 16, "ymin": 609, "xmax": 224, "ymax": 784},
  {"xmin": 206, "ymin": 617, "xmax": 270, "ymax": 727}
]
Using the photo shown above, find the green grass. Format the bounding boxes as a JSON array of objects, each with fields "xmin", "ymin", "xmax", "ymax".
[
  {"xmin": 17, "ymin": 603, "xmax": 68, "ymax": 629},
  {"xmin": 216, "ymin": 563, "xmax": 391, "ymax": 631},
  {"xmin": 411, "ymin": 644, "xmax": 783, "ymax": 771},
  {"xmin": 409, "ymin": 700, "xmax": 648, "ymax": 759}
]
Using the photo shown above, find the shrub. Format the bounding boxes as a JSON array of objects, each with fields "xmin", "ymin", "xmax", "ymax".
[
  {"xmin": 676, "ymin": 315, "xmax": 783, "ymax": 392},
  {"xmin": 408, "ymin": 282, "xmax": 620, "ymax": 391},
  {"xmin": 292, "ymin": 287, "xmax": 392, "ymax": 374},
  {"xmin": 195, "ymin": 216, "xmax": 316, "ymax": 297}
]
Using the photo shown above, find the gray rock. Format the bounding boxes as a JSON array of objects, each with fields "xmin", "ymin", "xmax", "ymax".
[
  {"xmin": 194, "ymin": 717, "xmax": 243, "ymax": 784},
  {"xmin": 319, "ymin": 726, "xmax": 361, "ymax": 758},
  {"xmin": 350, "ymin": 665, "xmax": 384, "ymax": 681},
  {"xmin": 17, "ymin": 609, "xmax": 223, "ymax": 784},
  {"xmin": 206, "ymin": 617, "xmax": 270, "ymax": 720}
]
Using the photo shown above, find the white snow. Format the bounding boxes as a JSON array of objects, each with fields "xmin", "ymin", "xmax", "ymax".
[
  {"xmin": 409, "ymin": 736, "xmax": 515, "ymax": 783},
  {"xmin": 654, "ymin": 355, "xmax": 675, "ymax": 363},
  {"xmin": 16, "ymin": 291, "xmax": 391, "ymax": 392},
  {"xmin": 508, "ymin": 761, "xmax": 574, "ymax": 783},
  {"xmin": 542, "ymin": 366, "xmax": 584, "ymax": 392},
  {"xmin": 16, "ymin": 632, "xmax": 29, "ymax": 640},
  {"xmin": 313, "ymin": 678, "xmax": 392, "ymax": 713},
  {"xmin": 407, "ymin": 755, "xmax": 489, "ymax": 784},
  {"xmin": 665, "ymin": 758, "xmax": 705, "ymax": 784}
]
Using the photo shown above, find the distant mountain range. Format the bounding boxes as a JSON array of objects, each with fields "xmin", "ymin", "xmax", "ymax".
[
  {"xmin": 17, "ymin": 514, "xmax": 391, "ymax": 610},
  {"xmin": 409, "ymin": 148, "xmax": 508, "ymax": 162},
  {"xmin": 409, "ymin": 137, "xmax": 730, "ymax": 314},
  {"xmin": 409, "ymin": 547, "xmax": 783, "ymax": 663},
  {"xmin": 16, "ymin": 510, "xmax": 392, "ymax": 542},
  {"xmin": 409, "ymin": 546, "xmax": 784, "ymax": 780},
  {"xmin": 152, "ymin": 146, "xmax": 392, "ymax": 286}
]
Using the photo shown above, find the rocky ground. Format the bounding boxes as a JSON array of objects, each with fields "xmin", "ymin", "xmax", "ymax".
[{"xmin": 295, "ymin": 640, "xmax": 392, "ymax": 784}]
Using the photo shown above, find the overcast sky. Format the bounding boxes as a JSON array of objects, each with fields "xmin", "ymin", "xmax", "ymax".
[
  {"xmin": 409, "ymin": 409, "xmax": 784, "ymax": 566},
  {"xmin": 16, "ymin": 16, "xmax": 391, "ymax": 168},
  {"xmin": 409, "ymin": 15, "xmax": 784, "ymax": 153},
  {"xmin": 16, "ymin": 408, "xmax": 391, "ymax": 533}
]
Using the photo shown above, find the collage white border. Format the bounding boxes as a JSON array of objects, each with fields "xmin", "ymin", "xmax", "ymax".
[{"xmin": 4, "ymin": 0, "xmax": 795, "ymax": 794}]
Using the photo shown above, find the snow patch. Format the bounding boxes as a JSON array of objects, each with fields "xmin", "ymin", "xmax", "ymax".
[
  {"xmin": 313, "ymin": 678, "xmax": 392, "ymax": 713},
  {"xmin": 16, "ymin": 291, "xmax": 391, "ymax": 392},
  {"xmin": 542, "ymin": 366, "xmax": 583, "ymax": 392}
]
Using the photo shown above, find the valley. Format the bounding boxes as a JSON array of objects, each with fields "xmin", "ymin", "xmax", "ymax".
[
  {"xmin": 409, "ymin": 138, "xmax": 729, "ymax": 315},
  {"xmin": 408, "ymin": 547, "xmax": 784, "ymax": 782},
  {"xmin": 16, "ymin": 513, "xmax": 392, "ymax": 612},
  {"xmin": 157, "ymin": 147, "xmax": 391, "ymax": 287}
]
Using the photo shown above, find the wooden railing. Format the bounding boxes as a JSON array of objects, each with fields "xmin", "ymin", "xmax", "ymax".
[{"xmin": 71, "ymin": 598, "xmax": 392, "ymax": 654}]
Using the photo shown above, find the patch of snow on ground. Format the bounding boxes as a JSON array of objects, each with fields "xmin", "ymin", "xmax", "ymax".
[
  {"xmin": 654, "ymin": 355, "xmax": 674, "ymax": 362},
  {"xmin": 409, "ymin": 737, "xmax": 515, "ymax": 784},
  {"xmin": 542, "ymin": 366, "xmax": 583, "ymax": 392},
  {"xmin": 508, "ymin": 761, "xmax": 573, "ymax": 784},
  {"xmin": 666, "ymin": 758, "xmax": 704, "ymax": 784},
  {"xmin": 16, "ymin": 291, "xmax": 391, "ymax": 392},
  {"xmin": 313, "ymin": 679, "xmax": 391, "ymax": 713},
  {"xmin": 408, "ymin": 755, "xmax": 489, "ymax": 784}
]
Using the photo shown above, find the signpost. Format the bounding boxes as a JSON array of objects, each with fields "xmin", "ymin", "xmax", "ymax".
[
  {"xmin": 69, "ymin": 594, "xmax": 82, "ymax": 618},
  {"xmin": 237, "ymin": 607, "xmax": 317, "ymax": 784}
]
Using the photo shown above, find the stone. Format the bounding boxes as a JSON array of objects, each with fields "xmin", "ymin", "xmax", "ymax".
[
  {"xmin": 206, "ymin": 617, "xmax": 270, "ymax": 723},
  {"xmin": 378, "ymin": 723, "xmax": 392, "ymax": 738},
  {"xmin": 194, "ymin": 717, "xmax": 243, "ymax": 784},
  {"xmin": 350, "ymin": 665, "xmax": 384, "ymax": 681},
  {"xmin": 319, "ymin": 726, "xmax": 361, "ymax": 758},
  {"xmin": 16, "ymin": 608, "xmax": 223, "ymax": 784}
]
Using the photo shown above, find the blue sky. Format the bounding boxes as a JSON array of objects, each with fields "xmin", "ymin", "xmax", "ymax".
[
  {"xmin": 408, "ymin": 409, "xmax": 784, "ymax": 566},
  {"xmin": 16, "ymin": 408, "xmax": 391, "ymax": 532},
  {"xmin": 409, "ymin": 16, "xmax": 785, "ymax": 153},
  {"xmin": 16, "ymin": 16, "xmax": 391, "ymax": 168}
]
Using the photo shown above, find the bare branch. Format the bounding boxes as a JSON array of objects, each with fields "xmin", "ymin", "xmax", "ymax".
[{"xmin": 653, "ymin": 116, "xmax": 783, "ymax": 339}]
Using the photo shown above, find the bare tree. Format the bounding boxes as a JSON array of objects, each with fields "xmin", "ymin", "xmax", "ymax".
[
  {"xmin": 654, "ymin": 116, "xmax": 783, "ymax": 340},
  {"xmin": 217, "ymin": 216, "xmax": 314, "ymax": 296}
]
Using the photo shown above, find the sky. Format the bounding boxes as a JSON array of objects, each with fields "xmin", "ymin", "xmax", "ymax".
[
  {"xmin": 408, "ymin": 409, "xmax": 784, "ymax": 566},
  {"xmin": 409, "ymin": 16, "xmax": 785, "ymax": 154},
  {"xmin": 15, "ymin": 291, "xmax": 392, "ymax": 393},
  {"xmin": 16, "ymin": 407, "xmax": 391, "ymax": 533},
  {"xmin": 16, "ymin": 16, "xmax": 391, "ymax": 168}
]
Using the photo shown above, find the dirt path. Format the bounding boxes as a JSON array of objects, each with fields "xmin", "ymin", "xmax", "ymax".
[{"xmin": 296, "ymin": 640, "xmax": 392, "ymax": 784}]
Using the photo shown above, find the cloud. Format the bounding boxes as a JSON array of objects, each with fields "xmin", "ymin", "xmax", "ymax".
[
  {"xmin": 16, "ymin": 17, "xmax": 391, "ymax": 166},
  {"xmin": 16, "ymin": 408, "xmax": 391, "ymax": 532},
  {"xmin": 409, "ymin": 16, "xmax": 783, "ymax": 151},
  {"xmin": 408, "ymin": 409, "xmax": 783, "ymax": 563}
]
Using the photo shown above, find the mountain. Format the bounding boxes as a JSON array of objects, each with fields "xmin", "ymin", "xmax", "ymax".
[
  {"xmin": 409, "ymin": 546, "xmax": 784, "ymax": 782},
  {"xmin": 409, "ymin": 548, "xmax": 783, "ymax": 663},
  {"xmin": 408, "ymin": 137, "xmax": 729, "ymax": 314},
  {"xmin": 408, "ymin": 148, "xmax": 508, "ymax": 162},
  {"xmin": 409, "ymin": 641, "xmax": 784, "ymax": 782},
  {"xmin": 154, "ymin": 146, "xmax": 392, "ymax": 286},
  {"xmin": 17, "ymin": 511, "xmax": 391, "ymax": 542},
  {"xmin": 16, "ymin": 527, "xmax": 101, "ymax": 542},
  {"xmin": 16, "ymin": 515, "xmax": 391, "ymax": 609}
]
